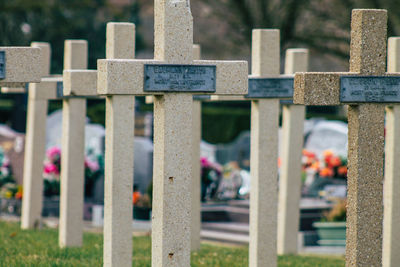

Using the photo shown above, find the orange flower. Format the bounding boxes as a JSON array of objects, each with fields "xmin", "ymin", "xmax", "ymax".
[
  {"xmin": 338, "ymin": 166, "xmax": 347, "ymax": 176},
  {"xmin": 311, "ymin": 161, "xmax": 320, "ymax": 170},
  {"xmin": 133, "ymin": 191, "xmax": 142, "ymax": 205},
  {"xmin": 328, "ymin": 156, "xmax": 342, "ymax": 168},
  {"xmin": 15, "ymin": 191, "xmax": 22, "ymax": 200},
  {"xmin": 319, "ymin": 167, "xmax": 334, "ymax": 177},
  {"xmin": 323, "ymin": 150, "xmax": 334, "ymax": 157}
]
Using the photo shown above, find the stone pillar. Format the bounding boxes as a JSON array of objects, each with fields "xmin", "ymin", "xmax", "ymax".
[
  {"xmin": 191, "ymin": 44, "xmax": 202, "ymax": 252},
  {"xmin": 152, "ymin": 93, "xmax": 193, "ymax": 267},
  {"xmin": 277, "ymin": 48, "xmax": 308, "ymax": 254},
  {"xmin": 103, "ymin": 22, "xmax": 136, "ymax": 267},
  {"xmin": 59, "ymin": 40, "xmax": 88, "ymax": 247},
  {"xmin": 21, "ymin": 42, "xmax": 51, "ymax": 229},
  {"xmin": 383, "ymin": 37, "xmax": 400, "ymax": 267},
  {"xmin": 249, "ymin": 29, "xmax": 279, "ymax": 267}
]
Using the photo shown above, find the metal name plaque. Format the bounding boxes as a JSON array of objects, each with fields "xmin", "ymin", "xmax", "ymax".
[
  {"xmin": 246, "ymin": 77, "xmax": 294, "ymax": 98},
  {"xmin": 144, "ymin": 64, "xmax": 216, "ymax": 92},
  {"xmin": 0, "ymin": 51, "xmax": 5, "ymax": 79},
  {"xmin": 56, "ymin": 81, "xmax": 63, "ymax": 98},
  {"xmin": 340, "ymin": 76, "xmax": 400, "ymax": 103}
]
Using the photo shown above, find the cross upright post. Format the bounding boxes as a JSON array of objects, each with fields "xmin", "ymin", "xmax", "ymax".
[
  {"xmin": 383, "ymin": 36, "xmax": 400, "ymax": 267},
  {"xmin": 97, "ymin": 1, "xmax": 247, "ymax": 266},
  {"xmin": 277, "ymin": 48, "xmax": 308, "ymax": 255},
  {"xmin": 103, "ymin": 22, "xmax": 136, "ymax": 267},
  {"xmin": 21, "ymin": 42, "xmax": 52, "ymax": 229},
  {"xmin": 59, "ymin": 40, "xmax": 98, "ymax": 247},
  {"xmin": 294, "ymin": 9, "xmax": 391, "ymax": 266}
]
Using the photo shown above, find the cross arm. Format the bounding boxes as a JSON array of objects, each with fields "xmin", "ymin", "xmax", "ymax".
[
  {"xmin": 0, "ymin": 47, "xmax": 42, "ymax": 86},
  {"xmin": 97, "ymin": 59, "xmax": 248, "ymax": 95},
  {"xmin": 294, "ymin": 72, "xmax": 353, "ymax": 105},
  {"xmin": 29, "ymin": 76, "xmax": 62, "ymax": 100},
  {"xmin": 63, "ymin": 70, "xmax": 97, "ymax": 97}
]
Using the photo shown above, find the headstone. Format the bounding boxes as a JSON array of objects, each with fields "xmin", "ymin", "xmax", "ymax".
[
  {"xmin": 277, "ymin": 48, "xmax": 309, "ymax": 255},
  {"xmin": 383, "ymin": 36, "xmax": 400, "ymax": 267},
  {"xmin": 294, "ymin": 9, "xmax": 390, "ymax": 266},
  {"xmin": 21, "ymin": 42, "xmax": 52, "ymax": 229},
  {"xmin": 97, "ymin": 2, "xmax": 248, "ymax": 265},
  {"xmin": 59, "ymin": 40, "xmax": 97, "ymax": 247},
  {"xmin": 248, "ymin": 29, "xmax": 279, "ymax": 267},
  {"xmin": 102, "ymin": 22, "xmax": 136, "ymax": 267}
]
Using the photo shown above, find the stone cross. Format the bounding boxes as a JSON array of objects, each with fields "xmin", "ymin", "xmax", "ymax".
[
  {"xmin": 20, "ymin": 40, "xmax": 94, "ymax": 234},
  {"xmin": 102, "ymin": 22, "xmax": 136, "ymax": 267},
  {"xmin": 144, "ymin": 44, "xmax": 204, "ymax": 252},
  {"xmin": 277, "ymin": 48, "xmax": 309, "ymax": 255},
  {"xmin": 383, "ymin": 36, "xmax": 400, "ymax": 267},
  {"xmin": 97, "ymin": 1, "xmax": 247, "ymax": 266},
  {"xmin": 294, "ymin": 9, "xmax": 390, "ymax": 266},
  {"xmin": 59, "ymin": 40, "xmax": 97, "ymax": 247}
]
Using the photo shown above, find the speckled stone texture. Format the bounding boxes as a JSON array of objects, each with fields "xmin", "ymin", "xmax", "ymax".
[
  {"xmin": 249, "ymin": 29, "xmax": 279, "ymax": 267},
  {"xmin": 59, "ymin": 40, "xmax": 90, "ymax": 248},
  {"xmin": 63, "ymin": 70, "xmax": 97, "ymax": 96},
  {"xmin": 383, "ymin": 37, "xmax": 400, "ymax": 267},
  {"xmin": 346, "ymin": 9, "xmax": 387, "ymax": 267},
  {"xmin": 64, "ymin": 40, "xmax": 88, "ymax": 70},
  {"xmin": 191, "ymin": 45, "xmax": 202, "ymax": 252},
  {"xmin": 0, "ymin": 47, "xmax": 41, "ymax": 86},
  {"xmin": 277, "ymin": 48, "xmax": 309, "ymax": 255},
  {"xmin": 21, "ymin": 42, "xmax": 51, "ymax": 230},
  {"xmin": 102, "ymin": 22, "xmax": 135, "ymax": 267},
  {"xmin": 153, "ymin": 93, "xmax": 193, "ymax": 267}
]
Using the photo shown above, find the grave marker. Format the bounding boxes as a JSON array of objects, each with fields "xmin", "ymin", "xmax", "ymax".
[
  {"xmin": 383, "ymin": 37, "xmax": 400, "ymax": 267},
  {"xmin": 277, "ymin": 48, "xmax": 309, "ymax": 255},
  {"xmin": 97, "ymin": 1, "xmax": 247, "ymax": 265},
  {"xmin": 59, "ymin": 40, "xmax": 98, "ymax": 247},
  {"xmin": 294, "ymin": 9, "xmax": 389, "ymax": 266}
]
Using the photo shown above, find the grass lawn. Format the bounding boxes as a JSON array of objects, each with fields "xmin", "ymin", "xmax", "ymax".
[{"xmin": 0, "ymin": 221, "xmax": 345, "ymax": 266}]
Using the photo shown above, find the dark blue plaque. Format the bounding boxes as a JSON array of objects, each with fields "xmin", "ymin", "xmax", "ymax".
[
  {"xmin": 0, "ymin": 51, "xmax": 5, "ymax": 79},
  {"xmin": 193, "ymin": 95, "xmax": 210, "ymax": 101},
  {"xmin": 340, "ymin": 76, "xmax": 400, "ymax": 103},
  {"xmin": 144, "ymin": 64, "xmax": 216, "ymax": 92},
  {"xmin": 56, "ymin": 81, "xmax": 63, "ymax": 98},
  {"xmin": 246, "ymin": 77, "xmax": 294, "ymax": 98}
]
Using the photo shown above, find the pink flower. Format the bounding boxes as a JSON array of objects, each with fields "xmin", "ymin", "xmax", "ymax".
[
  {"xmin": 85, "ymin": 158, "xmax": 100, "ymax": 172},
  {"xmin": 46, "ymin": 147, "xmax": 61, "ymax": 162},
  {"xmin": 200, "ymin": 157, "xmax": 210, "ymax": 168},
  {"xmin": 44, "ymin": 163, "xmax": 59, "ymax": 175}
]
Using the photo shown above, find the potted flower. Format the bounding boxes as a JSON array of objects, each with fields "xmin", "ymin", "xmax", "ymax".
[
  {"xmin": 133, "ymin": 184, "xmax": 152, "ymax": 220},
  {"xmin": 313, "ymin": 199, "xmax": 346, "ymax": 246}
]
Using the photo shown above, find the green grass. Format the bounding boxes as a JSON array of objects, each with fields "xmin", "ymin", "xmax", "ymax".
[{"xmin": 0, "ymin": 221, "xmax": 345, "ymax": 266}]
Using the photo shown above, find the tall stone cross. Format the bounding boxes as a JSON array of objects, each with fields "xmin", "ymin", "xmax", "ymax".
[
  {"xmin": 20, "ymin": 40, "xmax": 96, "ymax": 242},
  {"xmin": 97, "ymin": 2, "xmax": 247, "ymax": 266},
  {"xmin": 277, "ymin": 47, "xmax": 309, "ymax": 255},
  {"xmin": 59, "ymin": 40, "xmax": 97, "ymax": 247},
  {"xmin": 294, "ymin": 9, "xmax": 391, "ymax": 266},
  {"xmin": 383, "ymin": 36, "xmax": 400, "ymax": 267}
]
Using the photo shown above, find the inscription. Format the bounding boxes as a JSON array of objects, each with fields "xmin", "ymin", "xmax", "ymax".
[
  {"xmin": 56, "ymin": 81, "xmax": 63, "ymax": 98},
  {"xmin": 340, "ymin": 76, "xmax": 400, "ymax": 103},
  {"xmin": 0, "ymin": 51, "xmax": 5, "ymax": 79},
  {"xmin": 246, "ymin": 77, "xmax": 294, "ymax": 98},
  {"xmin": 144, "ymin": 64, "xmax": 216, "ymax": 92}
]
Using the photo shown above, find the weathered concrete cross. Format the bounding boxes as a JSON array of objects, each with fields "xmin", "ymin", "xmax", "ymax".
[
  {"xmin": 294, "ymin": 9, "xmax": 391, "ymax": 266},
  {"xmin": 97, "ymin": 1, "xmax": 247, "ymax": 266},
  {"xmin": 59, "ymin": 40, "xmax": 98, "ymax": 247}
]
